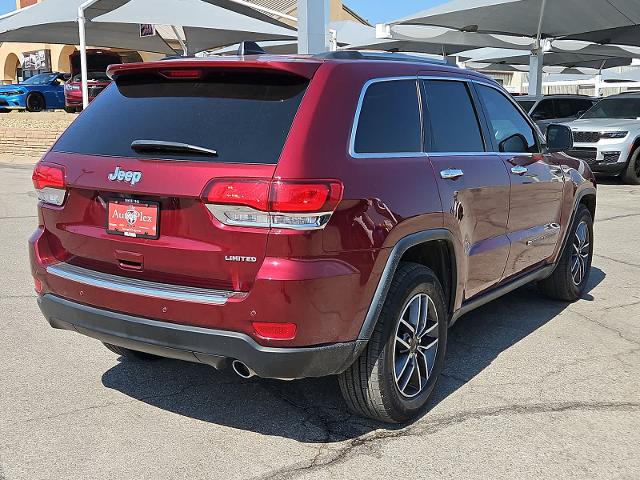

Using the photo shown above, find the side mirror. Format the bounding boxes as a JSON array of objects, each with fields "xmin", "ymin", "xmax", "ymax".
[
  {"xmin": 499, "ymin": 133, "xmax": 529, "ymax": 153},
  {"xmin": 575, "ymin": 110, "xmax": 586, "ymax": 118},
  {"xmin": 546, "ymin": 124, "xmax": 573, "ymax": 153}
]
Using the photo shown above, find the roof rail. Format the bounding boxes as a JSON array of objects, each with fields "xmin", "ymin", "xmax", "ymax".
[{"xmin": 315, "ymin": 50, "xmax": 449, "ymax": 65}]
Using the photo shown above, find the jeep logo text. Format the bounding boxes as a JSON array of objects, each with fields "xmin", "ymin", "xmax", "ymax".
[{"xmin": 108, "ymin": 166, "xmax": 142, "ymax": 186}]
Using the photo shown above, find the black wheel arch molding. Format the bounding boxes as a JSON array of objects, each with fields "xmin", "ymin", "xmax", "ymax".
[{"xmin": 356, "ymin": 229, "xmax": 461, "ymax": 343}]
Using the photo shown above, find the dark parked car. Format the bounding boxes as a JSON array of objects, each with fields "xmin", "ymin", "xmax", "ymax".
[
  {"xmin": 30, "ymin": 52, "xmax": 596, "ymax": 423},
  {"xmin": 516, "ymin": 94, "xmax": 597, "ymax": 131}
]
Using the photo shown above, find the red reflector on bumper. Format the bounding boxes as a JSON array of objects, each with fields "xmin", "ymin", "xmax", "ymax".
[{"xmin": 252, "ymin": 322, "xmax": 297, "ymax": 340}]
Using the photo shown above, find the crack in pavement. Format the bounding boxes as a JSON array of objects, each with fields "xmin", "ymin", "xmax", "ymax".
[
  {"xmin": 602, "ymin": 299, "xmax": 640, "ymax": 311},
  {"xmin": 593, "ymin": 253, "xmax": 640, "ymax": 269},
  {"xmin": 571, "ymin": 309, "xmax": 640, "ymax": 346},
  {"xmin": 253, "ymin": 401, "xmax": 640, "ymax": 480},
  {"xmin": 597, "ymin": 213, "xmax": 640, "ymax": 222}
]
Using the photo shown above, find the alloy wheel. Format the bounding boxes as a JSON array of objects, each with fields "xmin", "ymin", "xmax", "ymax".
[
  {"xmin": 570, "ymin": 220, "xmax": 590, "ymax": 286},
  {"xmin": 393, "ymin": 293, "xmax": 439, "ymax": 398}
]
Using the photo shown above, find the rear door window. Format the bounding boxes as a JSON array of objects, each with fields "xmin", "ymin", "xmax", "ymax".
[
  {"xmin": 422, "ymin": 79, "xmax": 485, "ymax": 152},
  {"xmin": 53, "ymin": 71, "xmax": 309, "ymax": 164},
  {"xmin": 353, "ymin": 79, "xmax": 422, "ymax": 155}
]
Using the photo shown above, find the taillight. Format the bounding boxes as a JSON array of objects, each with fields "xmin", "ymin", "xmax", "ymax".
[
  {"xmin": 32, "ymin": 162, "xmax": 67, "ymax": 206},
  {"xmin": 202, "ymin": 178, "xmax": 343, "ymax": 230}
]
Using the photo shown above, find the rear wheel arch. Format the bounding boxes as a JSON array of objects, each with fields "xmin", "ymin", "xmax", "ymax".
[{"xmin": 357, "ymin": 229, "xmax": 460, "ymax": 343}]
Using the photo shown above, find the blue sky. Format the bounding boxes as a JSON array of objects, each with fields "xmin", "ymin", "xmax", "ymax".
[
  {"xmin": 0, "ymin": 1, "xmax": 446, "ymax": 23},
  {"xmin": 0, "ymin": 0, "xmax": 13, "ymax": 15},
  {"xmin": 347, "ymin": 0, "xmax": 446, "ymax": 24}
]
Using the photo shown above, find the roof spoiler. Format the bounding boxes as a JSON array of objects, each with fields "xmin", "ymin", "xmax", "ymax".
[{"xmin": 107, "ymin": 58, "xmax": 321, "ymax": 81}]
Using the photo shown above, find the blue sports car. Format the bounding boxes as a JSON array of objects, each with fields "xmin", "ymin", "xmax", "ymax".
[{"xmin": 0, "ymin": 72, "xmax": 68, "ymax": 112}]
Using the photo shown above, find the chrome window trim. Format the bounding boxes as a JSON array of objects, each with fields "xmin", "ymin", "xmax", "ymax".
[
  {"xmin": 47, "ymin": 262, "xmax": 244, "ymax": 305},
  {"xmin": 348, "ymin": 74, "xmax": 542, "ymax": 159},
  {"xmin": 349, "ymin": 76, "xmax": 427, "ymax": 159}
]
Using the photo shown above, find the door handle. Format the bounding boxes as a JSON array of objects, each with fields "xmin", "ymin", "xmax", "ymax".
[
  {"xmin": 440, "ymin": 168, "xmax": 464, "ymax": 180},
  {"xmin": 511, "ymin": 165, "xmax": 528, "ymax": 175}
]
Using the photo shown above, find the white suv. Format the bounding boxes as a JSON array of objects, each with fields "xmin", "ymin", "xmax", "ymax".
[{"xmin": 565, "ymin": 93, "xmax": 640, "ymax": 184}]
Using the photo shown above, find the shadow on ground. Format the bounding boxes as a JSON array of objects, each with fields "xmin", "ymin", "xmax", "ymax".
[{"xmin": 102, "ymin": 267, "xmax": 605, "ymax": 443}]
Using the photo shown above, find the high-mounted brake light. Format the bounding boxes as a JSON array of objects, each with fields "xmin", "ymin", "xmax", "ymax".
[
  {"xmin": 32, "ymin": 162, "xmax": 67, "ymax": 206},
  {"xmin": 160, "ymin": 69, "xmax": 203, "ymax": 79},
  {"xmin": 201, "ymin": 178, "xmax": 343, "ymax": 230}
]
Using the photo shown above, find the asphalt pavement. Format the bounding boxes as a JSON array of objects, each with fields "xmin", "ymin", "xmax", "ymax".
[{"xmin": 1, "ymin": 161, "xmax": 638, "ymax": 479}]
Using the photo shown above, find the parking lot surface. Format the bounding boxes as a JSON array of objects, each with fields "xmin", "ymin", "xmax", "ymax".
[{"xmin": 0, "ymin": 161, "xmax": 638, "ymax": 479}]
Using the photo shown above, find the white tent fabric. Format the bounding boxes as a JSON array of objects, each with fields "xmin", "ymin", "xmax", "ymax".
[
  {"xmin": 389, "ymin": 0, "xmax": 640, "ymax": 39},
  {"xmin": 463, "ymin": 46, "xmax": 636, "ymax": 69},
  {"xmin": 93, "ymin": 0, "xmax": 296, "ymax": 55},
  {"xmin": 0, "ymin": 0, "xmax": 176, "ymax": 54},
  {"xmin": 345, "ymin": 22, "xmax": 534, "ymax": 56},
  {"xmin": 210, "ymin": 21, "xmax": 537, "ymax": 57}
]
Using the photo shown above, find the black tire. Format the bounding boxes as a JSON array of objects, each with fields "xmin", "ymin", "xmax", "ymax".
[
  {"xmin": 622, "ymin": 148, "xmax": 640, "ymax": 185},
  {"xmin": 0, "ymin": 108, "xmax": 10, "ymax": 113},
  {"xmin": 338, "ymin": 262, "xmax": 448, "ymax": 423},
  {"xmin": 64, "ymin": 105, "xmax": 76, "ymax": 114},
  {"xmin": 538, "ymin": 205, "xmax": 593, "ymax": 301},
  {"xmin": 25, "ymin": 93, "xmax": 45, "ymax": 112},
  {"xmin": 102, "ymin": 342, "xmax": 160, "ymax": 361}
]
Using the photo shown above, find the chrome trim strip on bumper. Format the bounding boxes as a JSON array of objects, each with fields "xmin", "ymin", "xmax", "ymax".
[{"xmin": 46, "ymin": 262, "xmax": 243, "ymax": 305}]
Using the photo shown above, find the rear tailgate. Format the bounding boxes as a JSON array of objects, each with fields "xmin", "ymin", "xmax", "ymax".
[{"xmin": 42, "ymin": 61, "xmax": 317, "ymax": 292}]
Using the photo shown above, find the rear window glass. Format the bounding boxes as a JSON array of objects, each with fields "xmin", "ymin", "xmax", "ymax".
[
  {"xmin": 53, "ymin": 71, "xmax": 309, "ymax": 164},
  {"xmin": 354, "ymin": 79, "xmax": 422, "ymax": 154}
]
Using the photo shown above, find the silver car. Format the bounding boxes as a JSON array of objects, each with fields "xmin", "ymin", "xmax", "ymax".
[{"xmin": 564, "ymin": 93, "xmax": 640, "ymax": 185}]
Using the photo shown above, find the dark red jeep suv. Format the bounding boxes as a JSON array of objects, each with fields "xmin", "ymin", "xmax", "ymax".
[{"xmin": 30, "ymin": 52, "xmax": 596, "ymax": 423}]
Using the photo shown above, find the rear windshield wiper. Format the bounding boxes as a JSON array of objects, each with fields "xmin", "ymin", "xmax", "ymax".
[{"xmin": 131, "ymin": 140, "xmax": 218, "ymax": 157}]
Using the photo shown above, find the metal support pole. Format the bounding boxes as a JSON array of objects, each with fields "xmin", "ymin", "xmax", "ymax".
[
  {"xmin": 78, "ymin": 0, "xmax": 100, "ymax": 110},
  {"xmin": 77, "ymin": 9, "xmax": 89, "ymax": 109},
  {"xmin": 297, "ymin": 0, "xmax": 329, "ymax": 54},
  {"xmin": 528, "ymin": 51, "xmax": 545, "ymax": 95},
  {"xmin": 529, "ymin": 0, "xmax": 547, "ymax": 95},
  {"xmin": 171, "ymin": 25, "xmax": 188, "ymax": 56}
]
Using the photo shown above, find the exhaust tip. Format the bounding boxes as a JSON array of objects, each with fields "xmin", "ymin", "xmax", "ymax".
[{"xmin": 231, "ymin": 360, "xmax": 255, "ymax": 379}]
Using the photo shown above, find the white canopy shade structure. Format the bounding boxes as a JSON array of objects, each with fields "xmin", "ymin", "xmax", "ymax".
[
  {"xmin": 350, "ymin": 22, "xmax": 534, "ymax": 56},
  {"xmin": 210, "ymin": 20, "xmax": 537, "ymax": 59},
  {"xmin": 0, "ymin": 0, "xmax": 296, "ymax": 108},
  {"xmin": 388, "ymin": 0, "xmax": 640, "ymax": 38},
  {"xmin": 93, "ymin": 0, "xmax": 296, "ymax": 55},
  {"xmin": 382, "ymin": 0, "xmax": 640, "ymax": 95},
  {"xmin": 464, "ymin": 46, "xmax": 637, "ymax": 69},
  {"xmin": 467, "ymin": 62, "xmax": 595, "ymax": 75},
  {"xmin": 0, "ymin": 0, "xmax": 176, "ymax": 54}
]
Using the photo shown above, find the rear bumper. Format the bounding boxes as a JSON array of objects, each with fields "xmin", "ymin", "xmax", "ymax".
[{"xmin": 38, "ymin": 294, "xmax": 363, "ymax": 379}]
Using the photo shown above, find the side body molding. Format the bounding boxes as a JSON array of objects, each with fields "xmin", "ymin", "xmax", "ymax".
[{"xmin": 357, "ymin": 229, "xmax": 460, "ymax": 342}]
